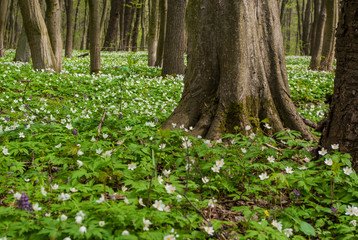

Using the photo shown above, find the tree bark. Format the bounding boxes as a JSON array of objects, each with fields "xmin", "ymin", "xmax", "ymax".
[
  {"xmin": 155, "ymin": 0, "xmax": 167, "ymax": 66},
  {"xmin": 100, "ymin": 0, "xmax": 109, "ymax": 34},
  {"xmin": 321, "ymin": 0, "xmax": 358, "ymax": 168},
  {"xmin": 309, "ymin": 0, "xmax": 326, "ymax": 70},
  {"xmin": 140, "ymin": 0, "xmax": 146, "ymax": 50},
  {"xmin": 14, "ymin": 26, "xmax": 31, "ymax": 62},
  {"xmin": 80, "ymin": 0, "xmax": 89, "ymax": 50},
  {"xmin": 131, "ymin": 0, "xmax": 142, "ymax": 52},
  {"xmin": 302, "ymin": 0, "xmax": 312, "ymax": 55},
  {"xmin": 46, "ymin": 0, "xmax": 63, "ymax": 72},
  {"xmin": 65, "ymin": 0, "xmax": 73, "ymax": 58},
  {"xmin": 103, "ymin": 0, "xmax": 121, "ymax": 51},
  {"xmin": 161, "ymin": 0, "xmax": 186, "ymax": 76},
  {"xmin": 319, "ymin": 0, "xmax": 338, "ymax": 71},
  {"xmin": 123, "ymin": 0, "xmax": 134, "ymax": 50},
  {"xmin": 0, "ymin": 0, "xmax": 9, "ymax": 58},
  {"xmin": 18, "ymin": 0, "xmax": 58, "ymax": 72},
  {"xmin": 72, "ymin": 0, "xmax": 82, "ymax": 48},
  {"xmin": 88, "ymin": 0, "xmax": 101, "ymax": 73},
  {"xmin": 147, "ymin": 0, "xmax": 159, "ymax": 65},
  {"xmin": 162, "ymin": 0, "xmax": 313, "ymax": 141}
]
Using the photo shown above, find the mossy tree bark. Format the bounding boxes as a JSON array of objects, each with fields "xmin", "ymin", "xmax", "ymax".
[
  {"xmin": 148, "ymin": 0, "xmax": 159, "ymax": 66},
  {"xmin": 65, "ymin": 0, "xmax": 74, "ymax": 58},
  {"xmin": 162, "ymin": 0, "xmax": 314, "ymax": 141},
  {"xmin": 0, "ymin": 0, "xmax": 9, "ymax": 58},
  {"xmin": 14, "ymin": 26, "xmax": 31, "ymax": 63},
  {"xmin": 18, "ymin": 0, "xmax": 59, "ymax": 72},
  {"xmin": 321, "ymin": 0, "xmax": 358, "ymax": 168},
  {"xmin": 88, "ymin": 0, "xmax": 101, "ymax": 74},
  {"xmin": 161, "ymin": 0, "xmax": 186, "ymax": 76}
]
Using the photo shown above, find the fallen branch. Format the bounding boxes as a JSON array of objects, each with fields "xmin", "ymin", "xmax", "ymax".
[
  {"xmin": 300, "ymin": 115, "xmax": 318, "ymax": 129},
  {"xmin": 77, "ymin": 53, "xmax": 89, "ymax": 58}
]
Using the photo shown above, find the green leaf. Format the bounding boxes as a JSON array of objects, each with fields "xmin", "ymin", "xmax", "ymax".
[{"xmin": 300, "ymin": 221, "xmax": 315, "ymax": 236}]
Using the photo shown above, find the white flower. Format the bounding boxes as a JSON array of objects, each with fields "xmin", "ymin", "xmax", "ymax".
[
  {"xmin": 285, "ymin": 167, "xmax": 294, "ymax": 174},
  {"xmin": 241, "ymin": 148, "xmax": 247, "ymax": 153},
  {"xmin": 58, "ymin": 193, "xmax": 71, "ymax": 201},
  {"xmin": 99, "ymin": 221, "xmax": 105, "ymax": 227},
  {"xmin": 77, "ymin": 150, "xmax": 84, "ymax": 156},
  {"xmin": 324, "ymin": 158, "xmax": 333, "ymax": 166},
  {"xmin": 163, "ymin": 169, "xmax": 171, "ymax": 177},
  {"xmin": 267, "ymin": 156, "xmax": 275, "ymax": 163},
  {"xmin": 259, "ymin": 172, "xmax": 269, "ymax": 180},
  {"xmin": 245, "ymin": 125, "xmax": 251, "ymax": 131},
  {"xmin": 171, "ymin": 123, "xmax": 177, "ymax": 128},
  {"xmin": 77, "ymin": 160, "xmax": 83, "ymax": 168},
  {"xmin": 208, "ymin": 198, "xmax": 217, "ymax": 208},
  {"xmin": 211, "ymin": 165, "xmax": 220, "ymax": 173},
  {"xmin": 139, "ymin": 198, "xmax": 146, "ymax": 207},
  {"xmin": 32, "ymin": 203, "xmax": 42, "ymax": 211},
  {"xmin": 60, "ymin": 214, "xmax": 68, "ymax": 221},
  {"xmin": 64, "ymin": 237, "xmax": 71, "ymax": 240},
  {"xmin": 91, "ymin": 136, "xmax": 97, "ymax": 142},
  {"xmin": 70, "ymin": 188, "xmax": 78, "ymax": 193},
  {"xmin": 122, "ymin": 230, "xmax": 130, "ymax": 235},
  {"xmin": 272, "ymin": 220, "xmax": 282, "ymax": 232},
  {"xmin": 124, "ymin": 197, "xmax": 129, "ymax": 204},
  {"xmin": 41, "ymin": 187, "xmax": 47, "ymax": 196},
  {"xmin": 202, "ymin": 177, "xmax": 209, "ymax": 183},
  {"xmin": 158, "ymin": 175, "xmax": 163, "ymax": 184},
  {"xmin": 75, "ymin": 216, "xmax": 83, "ymax": 224},
  {"xmin": 283, "ymin": 228, "xmax": 293, "ymax": 237},
  {"xmin": 346, "ymin": 205, "xmax": 358, "ymax": 216},
  {"xmin": 165, "ymin": 184, "xmax": 176, "ymax": 194},
  {"xmin": 55, "ymin": 143, "xmax": 62, "ymax": 148},
  {"xmin": 122, "ymin": 186, "xmax": 128, "ymax": 192},
  {"xmin": 153, "ymin": 200, "xmax": 165, "ymax": 211},
  {"xmin": 216, "ymin": 159, "xmax": 224, "ymax": 168},
  {"xmin": 128, "ymin": 163, "xmax": 137, "ymax": 170},
  {"xmin": 52, "ymin": 184, "xmax": 59, "ymax": 190},
  {"xmin": 14, "ymin": 192, "xmax": 21, "ymax": 200},
  {"xmin": 164, "ymin": 235, "xmax": 176, "ymax": 240},
  {"xmin": 176, "ymin": 195, "xmax": 182, "ymax": 202},
  {"xmin": 145, "ymin": 122, "xmax": 155, "ymax": 127},
  {"xmin": 125, "ymin": 126, "xmax": 132, "ymax": 131},
  {"xmin": 79, "ymin": 226, "xmax": 87, "ymax": 234},
  {"xmin": 96, "ymin": 194, "xmax": 106, "ymax": 203},
  {"xmin": 344, "ymin": 167, "xmax": 353, "ymax": 175},
  {"xmin": 298, "ymin": 165, "xmax": 307, "ymax": 170},
  {"xmin": 318, "ymin": 148, "xmax": 327, "ymax": 156},
  {"xmin": 204, "ymin": 140, "xmax": 212, "ymax": 148},
  {"xmin": 164, "ymin": 205, "xmax": 171, "ymax": 212},
  {"xmin": 143, "ymin": 218, "xmax": 152, "ymax": 231},
  {"xmin": 182, "ymin": 139, "xmax": 192, "ymax": 149},
  {"xmin": 203, "ymin": 226, "xmax": 214, "ymax": 235},
  {"xmin": 350, "ymin": 220, "xmax": 357, "ymax": 227},
  {"xmin": 66, "ymin": 123, "xmax": 73, "ymax": 130},
  {"xmin": 2, "ymin": 147, "xmax": 9, "ymax": 155},
  {"xmin": 102, "ymin": 150, "xmax": 112, "ymax": 157},
  {"xmin": 45, "ymin": 213, "xmax": 51, "ymax": 217},
  {"xmin": 159, "ymin": 144, "xmax": 166, "ymax": 150},
  {"xmin": 96, "ymin": 148, "xmax": 103, "ymax": 154},
  {"xmin": 331, "ymin": 144, "xmax": 339, "ymax": 150},
  {"xmin": 103, "ymin": 133, "xmax": 109, "ymax": 139},
  {"xmin": 19, "ymin": 132, "xmax": 25, "ymax": 138},
  {"xmin": 264, "ymin": 123, "xmax": 271, "ymax": 129},
  {"xmin": 76, "ymin": 210, "xmax": 85, "ymax": 218}
]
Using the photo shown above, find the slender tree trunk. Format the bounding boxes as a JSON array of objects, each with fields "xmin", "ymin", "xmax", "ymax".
[
  {"xmin": 140, "ymin": 0, "xmax": 146, "ymax": 50},
  {"xmin": 18, "ymin": 0, "xmax": 58, "ymax": 72},
  {"xmin": 131, "ymin": 0, "xmax": 142, "ymax": 52},
  {"xmin": 321, "ymin": 0, "xmax": 358, "ymax": 168},
  {"xmin": 309, "ymin": 0, "xmax": 326, "ymax": 70},
  {"xmin": 310, "ymin": 0, "xmax": 321, "ymax": 56},
  {"xmin": 147, "ymin": 0, "xmax": 159, "ymax": 65},
  {"xmin": 103, "ymin": 0, "xmax": 121, "ymax": 51},
  {"xmin": 296, "ymin": 0, "xmax": 302, "ymax": 54},
  {"xmin": 72, "ymin": 0, "xmax": 82, "ymax": 48},
  {"xmin": 302, "ymin": 0, "xmax": 312, "ymax": 55},
  {"xmin": 0, "ymin": 0, "xmax": 9, "ymax": 58},
  {"xmin": 119, "ymin": 0, "xmax": 125, "ymax": 49},
  {"xmin": 123, "ymin": 0, "xmax": 134, "ymax": 50},
  {"xmin": 80, "ymin": 0, "xmax": 89, "ymax": 50},
  {"xmin": 285, "ymin": 8, "xmax": 292, "ymax": 54},
  {"xmin": 65, "ymin": 0, "xmax": 74, "ymax": 57},
  {"xmin": 5, "ymin": 0, "xmax": 13, "ymax": 49},
  {"xmin": 155, "ymin": 0, "xmax": 167, "ymax": 66},
  {"xmin": 14, "ymin": 26, "xmax": 31, "ymax": 62},
  {"xmin": 280, "ymin": 0, "xmax": 288, "ymax": 23},
  {"xmin": 162, "ymin": 0, "xmax": 313, "ymax": 141},
  {"xmin": 100, "ymin": 0, "xmax": 109, "ymax": 33},
  {"xmin": 88, "ymin": 0, "xmax": 101, "ymax": 73},
  {"xmin": 46, "ymin": 0, "xmax": 63, "ymax": 72},
  {"xmin": 319, "ymin": 0, "xmax": 338, "ymax": 71},
  {"xmin": 161, "ymin": 0, "xmax": 185, "ymax": 76}
]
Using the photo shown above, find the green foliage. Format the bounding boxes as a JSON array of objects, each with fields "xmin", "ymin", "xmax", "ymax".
[{"xmin": 0, "ymin": 52, "xmax": 355, "ymax": 239}]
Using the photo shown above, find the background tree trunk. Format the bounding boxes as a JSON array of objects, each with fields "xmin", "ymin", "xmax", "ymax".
[
  {"xmin": 14, "ymin": 26, "xmax": 31, "ymax": 62},
  {"xmin": 321, "ymin": 0, "xmax": 358, "ymax": 168},
  {"xmin": 123, "ymin": 0, "xmax": 134, "ymax": 50},
  {"xmin": 72, "ymin": 0, "xmax": 82, "ymax": 48},
  {"xmin": 46, "ymin": 0, "xmax": 63, "ymax": 72},
  {"xmin": 309, "ymin": 0, "xmax": 326, "ymax": 70},
  {"xmin": 0, "ymin": 0, "xmax": 9, "ymax": 58},
  {"xmin": 161, "ymin": 0, "xmax": 185, "ymax": 76},
  {"xmin": 103, "ymin": 0, "xmax": 121, "ymax": 51},
  {"xmin": 302, "ymin": 0, "xmax": 312, "ymax": 55},
  {"xmin": 162, "ymin": 0, "xmax": 313, "ymax": 141},
  {"xmin": 18, "ymin": 0, "xmax": 58, "ymax": 72},
  {"xmin": 319, "ymin": 0, "xmax": 338, "ymax": 71},
  {"xmin": 131, "ymin": 0, "xmax": 142, "ymax": 52},
  {"xmin": 80, "ymin": 0, "xmax": 89, "ymax": 50},
  {"xmin": 155, "ymin": 0, "xmax": 167, "ymax": 67},
  {"xmin": 88, "ymin": 0, "xmax": 101, "ymax": 73},
  {"xmin": 100, "ymin": 0, "xmax": 109, "ymax": 34},
  {"xmin": 147, "ymin": 0, "xmax": 159, "ymax": 65},
  {"xmin": 140, "ymin": 0, "xmax": 146, "ymax": 50},
  {"xmin": 65, "ymin": 0, "xmax": 73, "ymax": 58}
]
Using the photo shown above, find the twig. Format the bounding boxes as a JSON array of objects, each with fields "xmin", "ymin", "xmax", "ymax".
[
  {"xmin": 264, "ymin": 143, "xmax": 281, "ymax": 151},
  {"xmin": 176, "ymin": 190, "xmax": 209, "ymax": 222},
  {"xmin": 300, "ymin": 114, "xmax": 318, "ymax": 129},
  {"xmin": 97, "ymin": 108, "xmax": 107, "ymax": 141},
  {"xmin": 77, "ymin": 53, "xmax": 89, "ymax": 58}
]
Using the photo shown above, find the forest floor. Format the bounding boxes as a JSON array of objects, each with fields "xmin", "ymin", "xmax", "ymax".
[{"xmin": 1, "ymin": 51, "xmax": 357, "ymax": 240}]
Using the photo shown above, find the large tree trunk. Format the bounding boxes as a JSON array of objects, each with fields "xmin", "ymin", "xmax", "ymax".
[
  {"xmin": 18, "ymin": 0, "xmax": 58, "ymax": 72},
  {"xmin": 147, "ymin": 0, "xmax": 159, "ymax": 65},
  {"xmin": 103, "ymin": 0, "xmax": 121, "ymax": 51},
  {"xmin": 161, "ymin": 0, "xmax": 186, "ymax": 76},
  {"xmin": 319, "ymin": 0, "xmax": 338, "ymax": 71},
  {"xmin": 123, "ymin": 0, "xmax": 134, "ymax": 51},
  {"xmin": 72, "ymin": 0, "xmax": 82, "ymax": 48},
  {"xmin": 162, "ymin": 0, "xmax": 313, "ymax": 141},
  {"xmin": 302, "ymin": 0, "xmax": 312, "ymax": 55},
  {"xmin": 131, "ymin": 0, "xmax": 142, "ymax": 52},
  {"xmin": 321, "ymin": 0, "xmax": 358, "ymax": 168},
  {"xmin": 155, "ymin": 0, "xmax": 167, "ymax": 67},
  {"xmin": 88, "ymin": 0, "xmax": 101, "ymax": 73},
  {"xmin": 0, "ymin": 0, "xmax": 9, "ymax": 58},
  {"xmin": 14, "ymin": 26, "xmax": 31, "ymax": 62},
  {"xmin": 46, "ymin": 0, "xmax": 63, "ymax": 72},
  {"xmin": 65, "ymin": 0, "xmax": 74, "ymax": 58}
]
